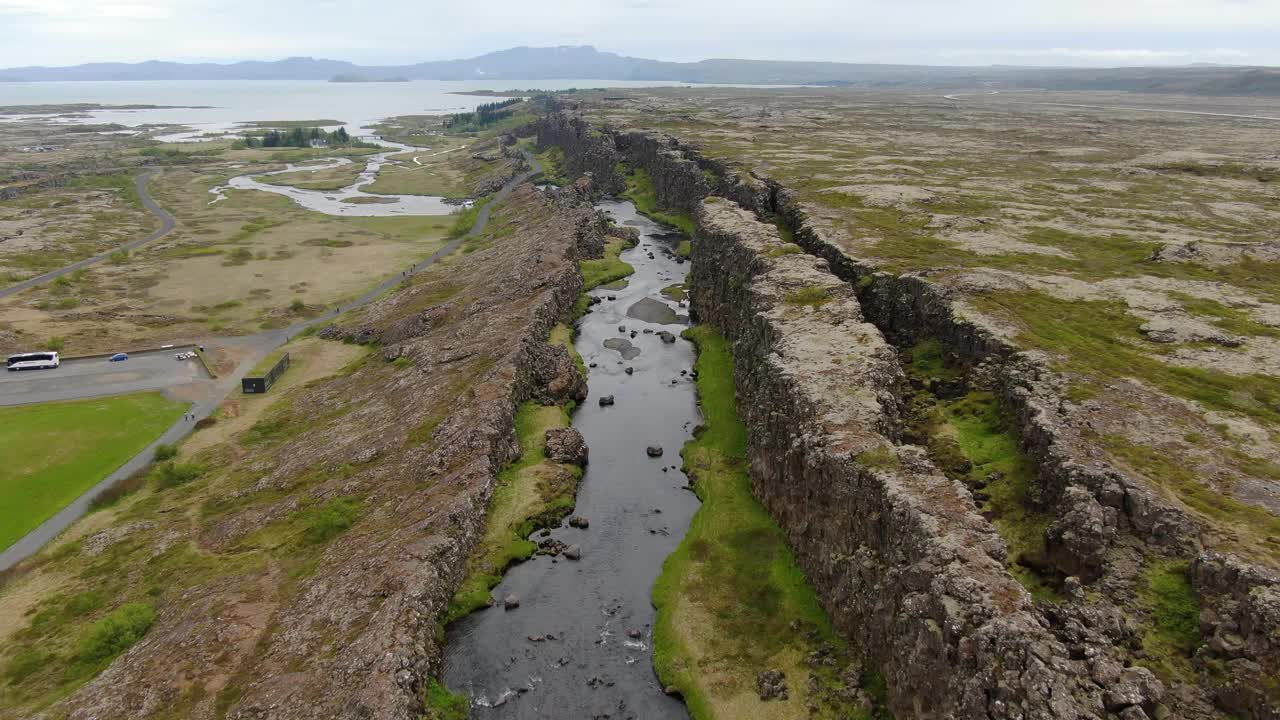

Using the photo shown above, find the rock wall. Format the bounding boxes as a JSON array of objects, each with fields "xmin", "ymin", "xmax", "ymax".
[
  {"xmin": 1193, "ymin": 553, "xmax": 1280, "ymax": 719},
  {"xmin": 533, "ymin": 111, "xmax": 625, "ymax": 195},
  {"xmin": 535, "ymin": 108, "xmax": 768, "ymax": 211},
  {"xmin": 234, "ymin": 193, "xmax": 604, "ymax": 720},
  {"xmin": 691, "ymin": 198, "xmax": 1118, "ymax": 719}
]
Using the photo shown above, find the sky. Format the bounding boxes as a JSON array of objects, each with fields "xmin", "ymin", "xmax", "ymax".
[{"xmin": 0, "ymin": 0, "xmax": 1277, "ymax": 69}]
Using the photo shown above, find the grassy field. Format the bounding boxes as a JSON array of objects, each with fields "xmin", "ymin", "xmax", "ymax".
[
  {"xmin": 0, "ymin": 392, "xmax": 187, "ymax": 551},
  {"xmin": 653, "ymin": 327, "xmax": 886, "ymax": 720},
  {"xmin": 362, "ymin": 149, "xmax": 473, "ymax": 198},
  {"xmin": 2, "ymin": 175, "xmax": 455, "ymax": 353}
]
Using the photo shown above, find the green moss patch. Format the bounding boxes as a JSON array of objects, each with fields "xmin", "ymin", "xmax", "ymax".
[
  {"xmin": 903, "ymin": 341, "xmax": 1058, "ymax": 602},
  {"xmin": 1136, "ymin": 561, "xmax": 1202, "ymax": 682},
  {"xmin": 581, "ymin": 238, "xmax": 635, "ymax": 292},
  {"xmin": 445, "ymin": 400, "xmax": 580, "ymax": 624},
  {"xmin": 622, "ymin": 167, "xmax": 697, "ymax": 237},
  {"xmin": 653, "ymin": 327, "xmax": 888, "ymax": 719},
  {"xmin": 420, "ymin": 677, "xmax": 469, "ymax": 719}
]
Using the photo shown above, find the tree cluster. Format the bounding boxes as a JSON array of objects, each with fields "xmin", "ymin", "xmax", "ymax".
[
  {"xmin": 443, "ymin": 98, "xmax": 522, "ymax": 131},
  {"xmin": 243, "ymin": 126, "xmax": 352, "ymax": 149}
]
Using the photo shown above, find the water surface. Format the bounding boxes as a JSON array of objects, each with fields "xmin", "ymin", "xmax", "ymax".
[{"xmin": 443, "ymin": 200, "xmax": 699, "ymax": 719}]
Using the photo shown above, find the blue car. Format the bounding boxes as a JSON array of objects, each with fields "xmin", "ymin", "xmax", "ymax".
[{"xmin": 109, "ymin": 352, "xmax": 129, "ymax": 362}]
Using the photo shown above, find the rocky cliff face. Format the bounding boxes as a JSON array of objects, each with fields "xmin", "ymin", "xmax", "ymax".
[
  {"xmin": 43, "ymin": 187, "xmax": 605, "ymax": 720},
  {"xmin": 533, "ymin": 111, "xmax": 625, "ymax": 195},
  {"xmin": 692, "ymin": 198, "xmax": 1124, "ymax": 719},
  {"xmin": 538, "ymin": 110, "xmax": 1279, "ymax": 719}
]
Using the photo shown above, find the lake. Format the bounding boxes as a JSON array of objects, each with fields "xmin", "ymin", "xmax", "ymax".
[{"xmin": 0, "ymin": 79, "xmax": 691, "ymax": 136}]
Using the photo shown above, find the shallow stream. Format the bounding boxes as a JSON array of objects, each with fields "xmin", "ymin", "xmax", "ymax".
[
  {"xmin": 211, "ymin": 139, "xmax": 460, "ymax": 216},
  {"xmin": 442, "ymin": 200, "xmax": 700, "ymax": 719}
]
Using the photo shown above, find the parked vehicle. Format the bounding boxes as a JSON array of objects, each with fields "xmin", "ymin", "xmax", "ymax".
[
  {"xmin": 6, "ymin": 351, "xmax": 60, "ymax": 371},
  {"xmin": 174, "ymin": 351, "xmax": 197, "ymax": 361},
  {"xmin": 109, "ymin": 352, "xmax": 129, "ymax": 362}
]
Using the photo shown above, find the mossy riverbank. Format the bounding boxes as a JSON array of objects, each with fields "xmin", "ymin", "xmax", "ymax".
[
  {"xmin": 444, "ymin": 399, "xmax": 580, "ymax": 625},
  {"xmin": 622, "ymin": 167, "xmax": 697, "ymax": 237},
  {"xmin": 652, "ymin": 326, "xmax": 889, "ymax": 720}
]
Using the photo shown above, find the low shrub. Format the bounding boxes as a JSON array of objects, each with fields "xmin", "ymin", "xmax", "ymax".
[
  {"xmin": 302, "ymin": 498, "xmax": 360, "ymax": 545},
  {"xmin": 154, "ymin": 461, "xmax": 204, "ymax": 489},
  {"xmin": 69, "ymin": 602, "xmax": 155, "ymax": 678}
]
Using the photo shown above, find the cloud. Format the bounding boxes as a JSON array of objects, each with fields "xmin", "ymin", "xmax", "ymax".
[{"xmin": 0, "ymin": 0, "xmax": 1277, "ymax": 67}]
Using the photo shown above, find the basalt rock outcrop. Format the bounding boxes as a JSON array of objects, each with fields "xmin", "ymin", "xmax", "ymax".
[
  {"xmin": 692, "ymin": 198, "xmax": 1116, "ymax": 718},
  {"xmin": 533, "ymin": 111, "xmax": 625, "ymax": 196},
  {"xmin": 544, "ymin": 427, "xmax": 588, "ymax": 466}
]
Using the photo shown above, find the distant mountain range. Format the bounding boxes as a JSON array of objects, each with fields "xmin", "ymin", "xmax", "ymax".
[{"xmin": 2, "ymin": 46, "xmax": 1278, "ymax": 96}]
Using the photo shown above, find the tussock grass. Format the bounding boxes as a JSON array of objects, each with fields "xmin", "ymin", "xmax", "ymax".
[{"xmin": 783, "ymin": 285, "xmax": 832, "ymax": 308}]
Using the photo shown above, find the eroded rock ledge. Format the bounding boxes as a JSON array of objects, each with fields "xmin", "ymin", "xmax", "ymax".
[
  {"xmin": 536, "ymin": 105, "xmax": 1278, "ymax": 718},
  {"xmin": 693, "ymin": 198, "xmax": 1112, "ymax": 718}
]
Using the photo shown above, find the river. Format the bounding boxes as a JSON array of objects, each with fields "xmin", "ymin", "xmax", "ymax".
[
  {"xmin": 442, "ymin": 200, "xmax": 700, "ymax": 719},
  {"xmin": 213, "ymin": 142, "xmax": 459, "ymax": 216}
]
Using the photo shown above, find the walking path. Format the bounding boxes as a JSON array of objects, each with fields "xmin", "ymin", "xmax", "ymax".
[
  {"xmin": 0, "ymin": 169, "xmax": 176, "ymax": 299},
  {"xmin": 0, "ymin": 149, "xmax": 542, "ymax": 571}
]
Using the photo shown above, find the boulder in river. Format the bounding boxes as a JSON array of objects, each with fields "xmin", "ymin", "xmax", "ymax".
[
  {"xmin": 627, "ymin": 297, "xmax": 679, "ymax": 325},
  {"xmin": 545, "ymin": 427, "xmax": 588, "ymax": 466},
  {"xmin": 647, "ymin": 445, "xmax": 664, "ymax": 458},
  {"xmin": 603, "ymin": 338, "xmax": 641, "ymax": 360},
  {"xmin": 599, "ymin": 394, "xmax": 615, "ymax": 407},
  {"xmin": 657, "ymin": 331, "xmax": 677, "ymax": 344},
  {"xmin": 625, "ymin": 367, "xmax": 634, "ymax": 375},
  {"xmin": 563, "ymin": 544, "xmax": 582, "ymax": 560},
  {"xmin": 504, "ymin": 594, "xmax": 520, "ymax": 610},
  {"xmin": 568, "ymin": 515, "xmax": 590, "ymax": 529}
]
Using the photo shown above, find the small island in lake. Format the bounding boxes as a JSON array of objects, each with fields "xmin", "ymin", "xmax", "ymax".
[{"xmin": 329, "ymin": 74, "xmax": 409, "ymax": 83}]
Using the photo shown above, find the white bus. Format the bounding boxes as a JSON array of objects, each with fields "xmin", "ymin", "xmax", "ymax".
[{"xmin": 6, "ymin": 351, "xmax": 60, "ymax": 371}]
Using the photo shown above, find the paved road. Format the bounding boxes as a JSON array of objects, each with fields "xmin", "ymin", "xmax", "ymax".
[
  {"xmin": 0, "ymin": 148, "xmax": 544, "ymax": 571},
  {"xmin": 0, "ymin": 349, "xmax": 205, "ymax": 407},
  {"xmin": 0, "ymin": 169, "xmax": 176, "ymax": 300}
]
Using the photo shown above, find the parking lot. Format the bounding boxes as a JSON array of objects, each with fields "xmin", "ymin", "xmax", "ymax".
[{"xmin": 0, "ymin": 349, "xmax": 209, "ymax": 407}]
